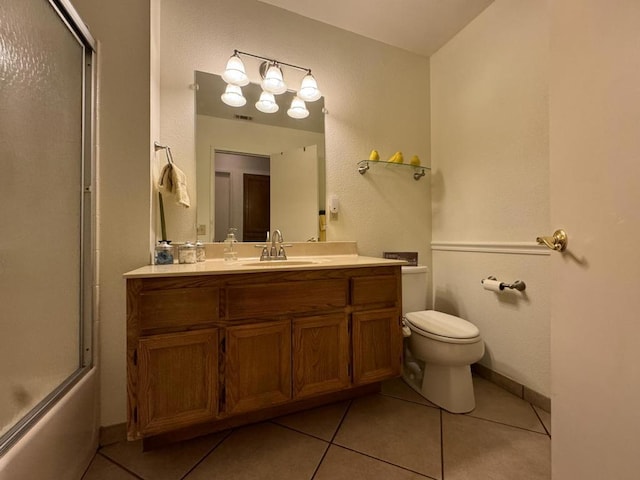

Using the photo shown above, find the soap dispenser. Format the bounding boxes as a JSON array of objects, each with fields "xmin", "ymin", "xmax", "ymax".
[{"xmin": 223, "ymin": 228, "xmax": 238, "ymax": 262}]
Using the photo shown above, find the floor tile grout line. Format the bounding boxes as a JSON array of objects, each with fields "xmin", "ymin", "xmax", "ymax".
[
  {"xmin": 329, "ymin": 443, "xmax": 438, "ymax": 480},
  {"xmin": 530, "ymin": 403, "xmax": 551, "ymax": 438},
  {"xmin": 179, "ymin": 429, "xmax": 235, "ymax": 480},
  {"xmin": 383, "ymin": 387, "xmax": 547, "ymax": 435},
  {"xmin": 440, "ymin": 408, "xmax": 445, "ymax": 480},
  {"xmin": 323, "ymin": 398, "xmax": 435, "ymax": 479},
  {"xmin": 267, "ymin": 398, "xmax": 355, "ymax": 444},
  {"xmin": 94, "ymin": 452, "xmax": 146, "ymax": 480},
  {"xmin": 461, "ymin": 412, "xmax": 550, "ymax": 436},
  {"xmin": 271, "ymin": 401, "xmax": 356, "ymax": 480},
  {"xmin": 308, "ymin": 397, "xmax": 355, "ymax": 479},
  {"xmin": 309, "ymin": 442, "xmax": 332, "ymax": 480},
  {"xmin": 269, "ymin": 419, "xmax": 332, "ymax": 444},
  {"xmin": 379, "ymin": 391, "xmax": 440, "ymax": 410},
  {"xmin": 329, "ymin": 398, "xmax": 353, "ymax": 444}
]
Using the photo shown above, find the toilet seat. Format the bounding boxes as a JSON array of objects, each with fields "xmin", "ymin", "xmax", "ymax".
[{"xmin": 405, "ymin": 310, "xmax": 480, "ymax": 345}]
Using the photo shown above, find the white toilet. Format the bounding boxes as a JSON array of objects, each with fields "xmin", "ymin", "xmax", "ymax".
[{"xmin": 402, "ymin": 266, "xmax": 484, "ymax": 413}]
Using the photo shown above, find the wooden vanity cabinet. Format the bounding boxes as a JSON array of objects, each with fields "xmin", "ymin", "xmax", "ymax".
[{"xmin": 126, "ymin": 265, "xmax": 401, "ymax": 443}]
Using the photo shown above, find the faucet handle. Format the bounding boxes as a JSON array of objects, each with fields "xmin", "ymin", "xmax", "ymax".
[{"xmin": 276, "ymin": 244, "xmax": 293, "ymax": 260}]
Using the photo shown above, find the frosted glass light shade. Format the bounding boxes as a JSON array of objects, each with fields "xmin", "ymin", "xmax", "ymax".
[
  {"xmin": 287, "ymin": 96, "xmax": 309, "ymax": 119},
  {"xmin": 298, "ymin": 73, "xmax": 322, "ymax": 102},
  {"xmin": 221, "ymin": 84, "xmax": 246, "ymax": 107},
  {"xmin": 261, "ymin": 64, "xmax": 287, "ymax": 95},
  {"xmin": 222, "ymin": 54, "xmax": 249, "ymax": 86},
  {"xmin": 255, "ymin": 91, "xmax": 279, "ymax": 113}
]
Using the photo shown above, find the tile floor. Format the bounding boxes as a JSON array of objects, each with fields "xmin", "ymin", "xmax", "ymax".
[{"xmin": 82, "ymin": 376, "xmax": 551, "ymax": 480}]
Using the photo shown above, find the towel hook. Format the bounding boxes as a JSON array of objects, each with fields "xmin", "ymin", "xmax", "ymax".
[
  {"xmin": 154, "ymin": 141, "xmax": 173, "ymax": 165},
  {"xmin": 165, "ymin": 148, "xmax": 174, "ymax": 165}
]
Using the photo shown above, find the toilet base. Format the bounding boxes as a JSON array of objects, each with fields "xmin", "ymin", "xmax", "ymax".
[
  {"xmin": 420, "ymin": 364, "xmax": 475, "ymax": 413},
  {"xmin": 402, "ymin": 359, "xmax": 476, "ymax": 413}
]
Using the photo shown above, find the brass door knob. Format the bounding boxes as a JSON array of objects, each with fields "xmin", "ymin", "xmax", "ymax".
[{"xmin": 536, "ymin": 229, "xmax": 568, "ymax": 252}]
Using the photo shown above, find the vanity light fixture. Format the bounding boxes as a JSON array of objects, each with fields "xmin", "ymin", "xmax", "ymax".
[
  {"xmin": 220, "ymin": 84, "xmax": 246, "ymax": 107},
  {"xmin": 261, "ymin": 62, "xmax": 287, "ymax": 95},
  {"xmin": 255, "ymin": 91, "xmax": 279, "ymax": 113},
  {"xmin": 287, "ymin": 96, "xmax": 309, "ymax": 119},
  {"xmin": 221, "ymin": 50, "xmax": 322, "ymax": 119},
  {"xmin": 221, "ymin": 52, "xmax": 250, "ymax": 86},
  {"xmin": 298, "ymin": 72, "xmax": 322, "ymax": 102}
]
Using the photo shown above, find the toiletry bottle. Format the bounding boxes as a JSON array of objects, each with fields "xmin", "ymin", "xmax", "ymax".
[
  {"xmin": 319, "ymin": 209, "xmax": 326, "ymax": 242},
  {"xmin": 223, "ymin": 228, "xmax": 238, "ymax": 262}
]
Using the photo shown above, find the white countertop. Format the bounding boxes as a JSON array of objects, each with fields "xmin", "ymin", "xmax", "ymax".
[{"xmin": 123, "ymin": 254, "xmax": 406, "ymax": 279}]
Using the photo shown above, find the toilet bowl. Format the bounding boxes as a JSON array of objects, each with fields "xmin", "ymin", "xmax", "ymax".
[
  {"xmin": 401, "ymin": 266, "xmax": 484, "ymax": 413},
  {"xmin": 405, "ymin": 310, "xmax": 484, "ymax": 413}
]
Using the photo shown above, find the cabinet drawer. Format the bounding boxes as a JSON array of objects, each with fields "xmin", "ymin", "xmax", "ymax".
[
  {"xmin": 226, "ymin": 279, "xmax": 347, "ymax": 320},
  {"xmin": 138, "ymin": 287, "xmax": 219, "ymax": 331},
  {"xmin": 351, "ymin": 275, "xmax": 399, "ymax": 306}
]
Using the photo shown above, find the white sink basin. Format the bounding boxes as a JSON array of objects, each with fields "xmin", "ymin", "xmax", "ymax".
[{"xmin": 240, "ymin": 259, "xmax": 322, "ymax": 267}]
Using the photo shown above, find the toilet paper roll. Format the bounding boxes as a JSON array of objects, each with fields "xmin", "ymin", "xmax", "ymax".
[{"xmin": 482, "ymin": 279, "xmax": 503, "ymax": 292}]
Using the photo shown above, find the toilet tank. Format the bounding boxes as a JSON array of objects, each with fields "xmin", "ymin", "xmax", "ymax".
[{"xmin": 401, "ymin": 266, "xmax": 429, "ymax": 315}]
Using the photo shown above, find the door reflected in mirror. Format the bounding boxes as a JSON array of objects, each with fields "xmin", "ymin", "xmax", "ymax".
[{"xmin": 195, "ymin": 71, "xmax": 326, "ymax": 243}]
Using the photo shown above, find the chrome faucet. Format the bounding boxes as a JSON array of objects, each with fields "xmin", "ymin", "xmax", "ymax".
[
  {"xmin": 270, "ymin": 229, "xmax": 281, "ymax": 257},
  {"xmin": 256, "ymin": 229, "xmax": 291, "ymax": 260}
]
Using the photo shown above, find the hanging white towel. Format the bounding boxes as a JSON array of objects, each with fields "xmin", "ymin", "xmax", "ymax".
[{"xmin": 159, "ymin": 162, "xmax": 191, "ymax": 208}]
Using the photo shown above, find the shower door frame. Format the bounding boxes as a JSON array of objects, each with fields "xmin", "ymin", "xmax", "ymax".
[{"xmin": 0, "ymin": 0, "xmax": 96, "ymax": 457}]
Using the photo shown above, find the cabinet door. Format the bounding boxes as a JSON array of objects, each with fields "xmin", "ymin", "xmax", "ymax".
[
  {"xmin": 137, "ymin": 329, "xmax": 218, "ymax": 436},
  {"xmin": 225, "ymin": 319, "xmax": 291, "ymax": 414},
  {"xmin": 293, "ymin": 313, "xmax": 350, "ymax": 399},
  {"xmin": 352, "ymin": 308, "xmax": 402, "ymax": 385}
]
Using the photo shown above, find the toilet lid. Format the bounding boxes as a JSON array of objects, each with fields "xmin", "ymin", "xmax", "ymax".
[{"xmin": 405, "ymin": 310, "xmax": 480, "ymax": 339}]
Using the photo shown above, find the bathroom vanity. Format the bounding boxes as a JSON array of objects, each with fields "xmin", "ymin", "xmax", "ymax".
[{"xmin": 124, "ymin": 251, "xmax": 404, "ymax": 445}]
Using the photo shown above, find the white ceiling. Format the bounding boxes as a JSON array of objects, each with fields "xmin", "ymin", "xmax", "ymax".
[{"xmin": 257, "ymin": 0, "xmax": 494, "ymax": 57}]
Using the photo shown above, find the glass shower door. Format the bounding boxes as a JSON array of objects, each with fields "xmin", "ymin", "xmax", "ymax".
[{"xmin": 0, "ymin": 0, "xmax": 95, "ymax": 453}]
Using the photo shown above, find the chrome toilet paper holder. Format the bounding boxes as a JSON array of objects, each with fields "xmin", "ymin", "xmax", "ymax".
[{"xmin": 482, "ymin": 276, "xmax": 526, "ymax": 291}]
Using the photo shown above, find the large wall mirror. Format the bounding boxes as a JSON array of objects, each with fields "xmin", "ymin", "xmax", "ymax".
[{"xmin": 195, "ymin": 71, "xmax": 326, "ymax": 243}]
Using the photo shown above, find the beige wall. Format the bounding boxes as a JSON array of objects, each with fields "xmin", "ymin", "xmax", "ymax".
[
  {"xmin": 160, "ymin": 0, "xmax": 432, "ymax": 261},
  {"xmin": 72, "ymin": 0, "xmax": 154, "ymax": 426},
  {"xmin": 430, "ymin": 0, "xmax": 550, "ymax": 395}
]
